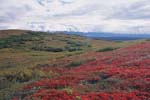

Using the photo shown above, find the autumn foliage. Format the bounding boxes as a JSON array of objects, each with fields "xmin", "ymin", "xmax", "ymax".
[{"xmin": 12, "ymin": 43, "xmax": 150, "ymax": 100}]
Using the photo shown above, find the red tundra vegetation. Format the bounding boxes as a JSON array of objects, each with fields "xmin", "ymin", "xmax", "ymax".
[{"xmin": 12, "ymin": 43, "xmax": 150, "ymax": 100}]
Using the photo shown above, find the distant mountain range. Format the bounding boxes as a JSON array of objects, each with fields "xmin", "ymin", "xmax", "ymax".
[
  {"xmin": 64, "ymin": 31, "xmax": 150, "ymax": 41},
  {"xmin": 0, "ymin": 29, "xmax": 150, "ymax": 41}
]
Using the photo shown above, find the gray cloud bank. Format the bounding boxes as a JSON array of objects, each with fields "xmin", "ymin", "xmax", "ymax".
[{"xmin": 0, "ymin": 0, "xmax": 150, "ymax": 34}]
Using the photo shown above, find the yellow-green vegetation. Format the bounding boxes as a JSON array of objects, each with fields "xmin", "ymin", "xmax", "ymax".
[
  {"xmin": 63, "ymin": 88, "xmax": 74, "ymax": 95},
  {"xmin": 76, "ymin": 96, "xmax": 82, "ymax": 100},
  {"xmin": 65, "ymin": 57, "xmax": 96, "ymax": 68},
  {"xmin": 0, "ymin": 30, "xmax": 149, "ymax": 100},
  {"xmin": 0, "ymin": 30, "xmax": 114, "ymax": 99}
]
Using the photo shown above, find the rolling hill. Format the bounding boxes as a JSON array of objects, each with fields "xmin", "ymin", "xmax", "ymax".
[{"xmin": 0, "ymin": 30, "xmax": 149, "ymax": 100}]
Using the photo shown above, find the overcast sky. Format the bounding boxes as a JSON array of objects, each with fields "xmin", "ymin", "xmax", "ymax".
[{"xmin": 0, "ymin": 0, "xmax": 150, "ymax": 33}]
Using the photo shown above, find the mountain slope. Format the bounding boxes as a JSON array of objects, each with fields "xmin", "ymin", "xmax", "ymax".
[
  {"xmin": 0, "ymin": 30, "xmax": 116, "ymax": 100},
  {"xmin": 0, "ymin": 30, "xmax": 149, "ymax": 100},
  {"xmin": 12, "ymin": 42, "xmax": 150, "ymax": 100}
]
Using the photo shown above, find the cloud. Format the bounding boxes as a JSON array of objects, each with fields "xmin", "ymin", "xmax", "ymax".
[
  {"xmin": 111, "ymin": 0, "xmax": 150, "ymax": 20},
  {"xmin": 0, "ymin": 0, "xmax": 150, "ymax": 34}
]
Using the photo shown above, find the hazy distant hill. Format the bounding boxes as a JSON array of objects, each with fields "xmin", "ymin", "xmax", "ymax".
[{"xmin": 65, "ymin": 31, "xmax": 150, "ymax": 41}]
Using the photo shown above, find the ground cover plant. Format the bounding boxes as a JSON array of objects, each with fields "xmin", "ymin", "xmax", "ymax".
[{"xmin": 0, "ymin": 30, "xmax": 149, "ymax": 100}]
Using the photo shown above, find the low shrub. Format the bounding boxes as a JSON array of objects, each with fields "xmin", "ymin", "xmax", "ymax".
[
  {"xmin": 65, "ymin": 46, "xmax": 82, "ymax": 52},
  {"xmin": 97, "ymin": 47, "xmax": 119, "ymax": 52},
  {"xmin": 32, "ymin": 47, "xmax": 64, "ymax": 52}
]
